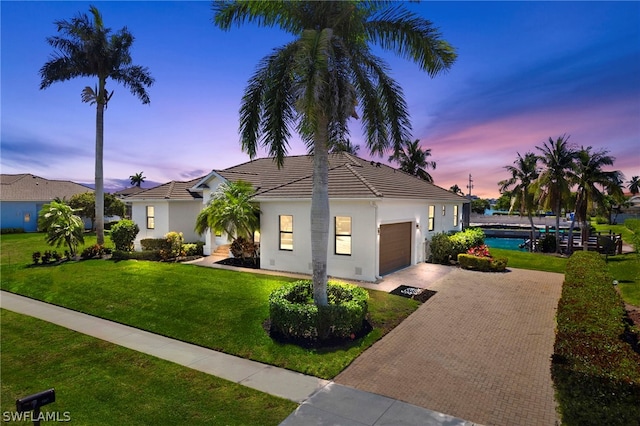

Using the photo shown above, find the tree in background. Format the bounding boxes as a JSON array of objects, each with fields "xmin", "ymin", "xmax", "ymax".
[
  {"xmin": 129, "ymin": 172, "xmax": 146, "ymax": 187},
  {"xmin": 535, "ymin": 135, "xmax": 577, "ymax": 252},
  {"xmin": 568, "ymin": 146, "xmax": 623, "ymax": 249},
  {"xmin": 213, "ymin": 1, "xmax": 455, "ymax": 305},
  {"xmin": 329, "ymin": 139, "xmax": 360, "ymax": 155},
  {"xmin": 37, "ymin": 201, "xmax": 85, "ymax": 256},
  {"xmin": 40, "ymin": 6, "xmax": 154, "ymax": 246},
  {"xmin": 69, "ymin": 192, "xmax": 126, "ymax": 230},
  {"xmin": 628, "ymin": 176, "xmax": 640, "ymax": 195},
  {"xmin": 389, "ymin": 139, "xmax": 437, "ymax": 182},
  {"xmin": 471, "ymin": 199, "xmax": 490, "ymax": 214},
  {"xmin": 449, "ymin": 184, "xmax": 464, "ymax": 195},
  {"xmin": 494, "ymin": 193, "xmax": 512, "ymax": 211},
  {"xmin": 499, "ymin": 152, "xmax": 539, "ymax": 250}
]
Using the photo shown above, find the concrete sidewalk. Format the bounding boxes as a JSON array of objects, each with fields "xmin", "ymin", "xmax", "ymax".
[{"xmin": 1, "ymin": 290, "xmax": 477, "ymax": 426}]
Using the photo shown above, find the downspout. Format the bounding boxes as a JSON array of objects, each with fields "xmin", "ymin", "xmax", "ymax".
[{"xmin": 371, "ymin": 201, "xmax": 380, "ymax": 280}]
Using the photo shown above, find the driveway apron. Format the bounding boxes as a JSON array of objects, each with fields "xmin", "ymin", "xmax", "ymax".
[{"xmin": 336, "ymin": 266, "xmax": 564, "ymax": 426}]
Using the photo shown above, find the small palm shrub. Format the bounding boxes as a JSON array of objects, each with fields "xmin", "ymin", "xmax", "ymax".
[
  {"xmin": 269, "ymin": 281, "xmax": 369, "ymax": 343},
  {"xmin": 110, "ymin": 220, "xmax": 139, "ymax": 251}
]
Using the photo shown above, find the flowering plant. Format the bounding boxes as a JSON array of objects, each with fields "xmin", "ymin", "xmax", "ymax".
[{"xmin": 467, "ymin": 244, "xmax": 491, "ymax": 258}]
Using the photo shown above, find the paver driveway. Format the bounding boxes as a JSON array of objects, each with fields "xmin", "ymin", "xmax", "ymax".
[{"xmin": 336, "ymin": 265, "xmax": 564, "ymax": 426}]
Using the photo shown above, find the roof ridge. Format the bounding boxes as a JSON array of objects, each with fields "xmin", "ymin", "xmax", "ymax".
[
  {"xmin": 165, "ymin": 181, "xmax": 176, "ymax": 199},
  {"xmin": 345, "ymin": 163, "xmax": 383, "ymax": 197}
]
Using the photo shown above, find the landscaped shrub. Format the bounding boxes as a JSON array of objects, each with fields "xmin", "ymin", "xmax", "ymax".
[
  {"xmin": 539, "ymin": 234, "xmax": 557, "ymax": 253},
  {"xmin": 182, "ymin": 242, "xmax": 204, "ymax": 257},
  {"xmin": 1, "ymin": 227, "xmax": 25, "ymax": 234},
  {"xmin": 230, "ymin": 237, "xmax": 258, "ymax": 260},
  {"xmin": 458, "ymin": 248, "xmax": 508, "ymax": 272},
  {"xmin": 111, "ymin": 249, "xmax": 162, "ymax": 261},
  {"xmin": 552, "ymin": 251, "xmax": 640, "ymax": 425},
  {"xmin": 164, "ymin": 231, "xmax": 184, "ymax": 258},
  {"xmin": 81, "ymin": 244, "xmax": 110, "ymax": 259},
  {"xmin": 429, "ymin": 228, "xmax": 485, "ymax": 264},
  {"xmin": 140, "ymin": 238, "xmax": 170, "ymax": 251},
  {"xmin": 32, "ymin": 251, "xmax": 41, "ymax": 265},
  {"xmin": 626, "ymin": 218, "xmax": 640, "ymax": 254},
  {"xmin": 269, "ymin": 280, "xmax": 369, "ymax": 343},
  {"xmin": 110, "ymin": 219, "xmax": 139, "ymax": 251}
]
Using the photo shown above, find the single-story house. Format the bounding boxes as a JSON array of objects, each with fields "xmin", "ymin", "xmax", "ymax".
[
  {"xmin": 126, "ymin": 153, "xmax": 469, "ymax": 281},
  {"xmin": 1, "ymin": 174, "xmax": 93, "ymax": 232}
]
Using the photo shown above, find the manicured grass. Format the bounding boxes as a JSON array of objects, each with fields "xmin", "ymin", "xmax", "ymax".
[
  {"xmin": 0, "ymin": 310, "xmax": 296, "ymax": 425},
  {"xmin": 488, "ymin": 248, "xmax": 568, "ymax": 274},
  {"xmin": 1, "ymin": 233, "xmax": 419, "ymax": 379}
]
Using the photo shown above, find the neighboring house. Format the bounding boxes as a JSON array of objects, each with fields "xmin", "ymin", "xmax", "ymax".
[
  {"xmin": 127, "ymin": 153, "xmax": 469, "ymax": 281},
  {"xmin": 0, "ymin": 174, "xmax": 93, "ymax": 232}
]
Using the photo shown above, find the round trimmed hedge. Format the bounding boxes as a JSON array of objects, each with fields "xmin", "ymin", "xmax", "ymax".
[{"xmin": 269, "ymin": 280, "xmax": 369, "ymax": 342}]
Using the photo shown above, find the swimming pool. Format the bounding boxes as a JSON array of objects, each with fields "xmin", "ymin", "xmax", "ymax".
[{"xmin": 484, "ymin": 237, "xmax": 528, "ymax": 251}]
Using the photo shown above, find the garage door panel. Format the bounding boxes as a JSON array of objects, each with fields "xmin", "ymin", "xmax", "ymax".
[{"xmin": 379, "ymin": 222, "xmax": 411, "ymax": 275}]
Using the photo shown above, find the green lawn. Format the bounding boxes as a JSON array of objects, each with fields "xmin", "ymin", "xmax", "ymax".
[
  {"xmin": 489, "ymin": 248, "xmax": 568, "ymax": 274},
  {"xmin": 0, "ymin": 310, "xmax": 296, "ymax": 425},
  {"xmin": 1, "ymin": 233, "xmax": 419, "ymax": 379}
]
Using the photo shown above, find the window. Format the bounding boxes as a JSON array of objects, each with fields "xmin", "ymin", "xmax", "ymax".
[
  {"xmin": 428, "ymin": 205, "xmax": 435, "ymax": 231},
  {"xmin": 279, "ymin": 215, "xmax": 293, "ymax": 250},
  {"xmin": 335, "ymin": 216, "xmax": 352, "ymax": 255},
  {"xmin": 453, "ymin": 205, "xmax": 459, "ymax": 227},
  {"xmin": 23, "ymin": 212, "xmax": 31, "ymax": 223},
  {"xmin": 214, "ymin": 230, "xmax": 222, "ymax": 237},
  {"xmin": 146, "ymin": 206, "xmax": 155, "ymax": 229},
  {"xmin": 442, "ymin": 205, "xmax": 446, "ymax": 216}
]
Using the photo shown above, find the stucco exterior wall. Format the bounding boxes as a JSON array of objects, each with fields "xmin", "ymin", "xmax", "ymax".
[
  {"xmin": 259, "ymin": 200, "xmax": 378, "ymax": 282},
  {"xmin": 168, "ymin": 201, "xmax": 205, "ymax": 243},
  {"xmin": 132, "ymin": 201, "xmax": 170, "ymax": 249}
]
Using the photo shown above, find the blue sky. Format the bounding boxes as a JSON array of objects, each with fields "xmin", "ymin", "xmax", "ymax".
[{"xmin": 2, "ymin": 1, "xmax": 639, "ymax": 198}]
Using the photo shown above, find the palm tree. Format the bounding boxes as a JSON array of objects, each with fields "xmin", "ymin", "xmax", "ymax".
[
  {"xmin": 195, "ymin": 180, "xmax": 260, "ymax": 242},
  {"xmin": 129, "ymin": 172, "xmax": 146, "ymax": 187},
  {"xmin": 37, "ymin": 201, "xmax": 85, "ymax": 256},
  {"xmin": 213, "ymin": 1, "xmax": 456, "ymax": 305},
  {"xmin": 535, "ymin": 135, "xmax": 577, "ymax": 252},
  {"xmin": 449, "ymin": 184, "xmax": 464, "ymax": 195},
  {"xmin": 389, "ymin": 139, "xmax": 437, "ymax": 182},
  {"xmin": 568, "ymin": 146, "xmax": 623, "ymax": 250},
  {"xmin": 40, "ymin": 6, "xmax": 154, "ymax": 246},
  {"xmin": 629, "ymin": 176, "xmax": 640, "ymax": 195},
  {"xmin": 329, "ymin": 139, "xmax": 360, "ymax": 155},
  {"xmin": 499, "ymin": 152, "xmax": 539, "ymax": 251}
]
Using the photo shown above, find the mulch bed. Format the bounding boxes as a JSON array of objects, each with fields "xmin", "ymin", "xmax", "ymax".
[
  {"xmin": 215, "ymin": 257, "xmax": 260, "ymax": 269},
  {"xmin": 390, "ymin": 285, "xmax": 437, "ymax": 303},
  {"xmin": 262, "ymin": 318, "xmax": 373, "ymax": 349}
]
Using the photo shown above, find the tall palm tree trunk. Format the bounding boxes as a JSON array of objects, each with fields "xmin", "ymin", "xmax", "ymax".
[
  {"xmin": 554, "ymin": 199, "xmax": 561, "ymax": 253},
  {"xmin": 527, "ymin": 213, "xmax": 536, "ymax": 252},
  {"xmin": 95, "ymin": 79, "xmax": 106, "ymax": 245},
  {"xmin": 311, "ymin": 117, "xmax": 329, "ymax": 306}
]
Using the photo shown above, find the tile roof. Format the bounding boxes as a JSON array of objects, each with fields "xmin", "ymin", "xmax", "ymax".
[
  {"xmin": 125, "ymin": 177, "xmax": 204, "ymax": 201},
  {"xmin": 0, "ymin": 174, "xmax": 93, "ymax": 202},
  {"xmin": 125, "ymin": 153, "xmax": 467, "ymax": 203},
  {"xmin": 218, "ymin": 154, "xmax": 467, "ymax": 202},
  {"xmin": 113, "ymin": 186, "xmax": 146, "ymax": 197}
]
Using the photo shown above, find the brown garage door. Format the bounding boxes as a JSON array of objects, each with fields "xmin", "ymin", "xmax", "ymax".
[{"xmin": 379, "ymin": 222, "xmax": 412, "ymax": 276}]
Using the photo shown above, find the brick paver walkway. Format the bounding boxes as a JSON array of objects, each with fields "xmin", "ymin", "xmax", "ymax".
[{"xmin": 336, "ymin": 266, "xmax": 564, "ymax": 426}]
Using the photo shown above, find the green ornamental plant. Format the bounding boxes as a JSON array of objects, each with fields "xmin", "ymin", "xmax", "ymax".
[
  {"xmin": 37, "ymin": 201, "xmax": 85, "ymax": 257},
  {"xmin": 110, "ymin": 219, "xmax": 139, "ymax": 251}
]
